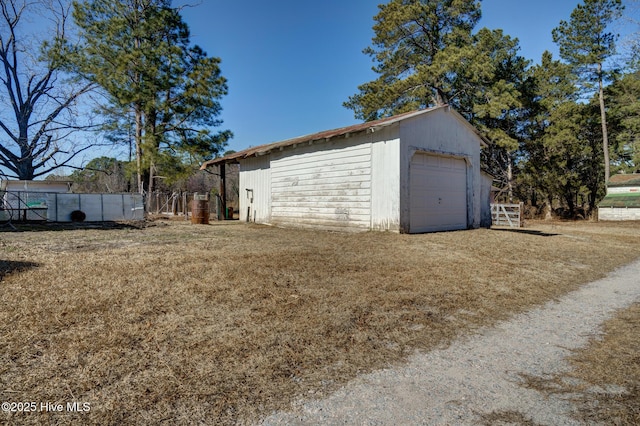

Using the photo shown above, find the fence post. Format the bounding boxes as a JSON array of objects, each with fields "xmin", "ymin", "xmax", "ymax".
[{"xmin": 519, "ymin": 202, "xmax": 524, "ymax": 227}]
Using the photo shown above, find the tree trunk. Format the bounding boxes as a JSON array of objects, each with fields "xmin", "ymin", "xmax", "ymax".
[
  {"xmin": 435, "ymin": 87, "xmax": 448, "ymax": 106},
  {"xmin": 507, "ymin": 160, "xmax": 513, "ymax": 203},
  {"xmin": 16, "ymin": 160, "xmax": 35, "ymax": 180},
  {"xmin": 146, "ymin": 108, "xmax": 159, "ymax": 198},
  {"xmin": 545, "ymin": 196, "xmax": 554, "ymax": 220},
  {"xmin": 135, "ymin": 106, "xmax": 144, "ymax": 194},
  {"xmin": 598, "ymin": 63, "xmax": 610, "ymax": 182},
  {"xmin": 148, "ymin": 161, "xmax": 155, "ymax": 198},
  {"xmin": 564, "ymin": 186, "xmax": 576, "ymax": 218},
  {"xmin": 134, "ymin": 32, "xmax": 144, "ymax": 194},
  {"xmin": 16, "ymin": 122, "xmax": 35, "ymax": 180}
]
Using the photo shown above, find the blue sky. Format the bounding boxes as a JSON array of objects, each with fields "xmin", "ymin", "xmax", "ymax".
[{"xmin": 177, "ymin": 0, "xmax": 586, "ymax": 154}]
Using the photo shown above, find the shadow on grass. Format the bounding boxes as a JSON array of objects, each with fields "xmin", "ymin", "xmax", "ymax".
[
  {"xmin": 0, "ymin": 220, "xmax": 151, "ymax": 233},
  {"xmin": 478, "ymin": 410, "xmax": 543, "ymax": 425},
  {"xmin": 0, "ymin": 259, "xmax": 40, "ymax": 280},
  {"xmin": 491, "ymin": 228, "xmax": 560, "ymax": 237}
]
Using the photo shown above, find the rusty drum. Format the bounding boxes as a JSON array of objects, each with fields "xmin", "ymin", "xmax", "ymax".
[{"xmin": 191, "ymin": 199, "xmax": 210, "ymax": 224}]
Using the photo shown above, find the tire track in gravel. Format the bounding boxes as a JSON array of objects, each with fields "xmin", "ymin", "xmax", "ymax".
[{"xmin": 261, "ymin": 258, "xmax": 640, "ymax": 426}]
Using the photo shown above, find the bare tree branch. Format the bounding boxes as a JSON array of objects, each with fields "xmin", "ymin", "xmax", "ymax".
[{"xmin": 0, "ymin": 0, "xmax": 99, "ymax": 179}]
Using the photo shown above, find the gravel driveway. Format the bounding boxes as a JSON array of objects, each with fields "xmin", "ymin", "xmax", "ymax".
[{"xmin": 262, "ymin": 258, "xmax": 640, "ymax": 425}]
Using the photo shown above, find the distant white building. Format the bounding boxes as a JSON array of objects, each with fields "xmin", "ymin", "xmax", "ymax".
[
  {"xmin": 202, "ymin": 106, "xmax": 492, "ymax": 233},
  {"xmin": 0, "ymin": 180, "xmax": 72, "ymax": 221},
  {"xmin": 598, "ymin": 174, "xmax": 640, "ymax": 221},
  {"xmin": 0, "ymin": 179, "xmax": 72, "ymax": 194}
]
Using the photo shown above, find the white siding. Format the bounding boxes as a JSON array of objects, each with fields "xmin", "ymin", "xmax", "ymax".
[
  {"xmin": 239, "ymin": 156, "xmax": 271, "ymax": 223},
  {"xmin": 371, "ymin": 129, "xmax": 401, "ymax": 231},
  {"xmin": 270, "ymin": 138, "xmax": 372, "ymax": 231},
  {"xmin": 232, "ymin": 107, "xmax": 484, "ymax": 233},
  {"xmin": 480, "ymin": 172, "xmax": 493, "ymax": 228},
  {"xmin": 2, "ymin": 180, "xmax": 70, "ymax": 193},
  {"xmin": 399, "ymin": 108, "xmax": 482, "ymax": 232},
  {"xmin": 608, "ymin": 186, "xmax": 640, "ymax": 194},
  {"xmin": 599, "ymin": 208, "xmax": 640, "ymax": 221}
]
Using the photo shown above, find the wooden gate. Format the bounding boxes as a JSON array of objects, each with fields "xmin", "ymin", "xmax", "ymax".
[{"xmin": 491, "ymin": 203, "xmax": 523, "ymax": 227}]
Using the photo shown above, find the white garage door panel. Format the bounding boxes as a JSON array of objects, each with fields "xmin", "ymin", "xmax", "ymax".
[{"xmin": 410, "ymin": 154, "xmax": 467, "ymax": 233}]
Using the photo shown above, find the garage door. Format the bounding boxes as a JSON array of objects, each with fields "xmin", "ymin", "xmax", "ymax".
[{"xmin": 409, "ymin": 153, "xmax": 467, "ymax": 233}]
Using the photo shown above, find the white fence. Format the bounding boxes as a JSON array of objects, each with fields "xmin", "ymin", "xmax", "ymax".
[
  {"xmin": 1, "ymin": 191, "xmax": 144, "ymax": 222},
  {"xmin": 490, "ymin": 203, "xmax": 523, "ymax": 228}
]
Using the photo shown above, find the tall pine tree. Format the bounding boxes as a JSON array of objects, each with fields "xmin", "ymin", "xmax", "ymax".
[
  {"xmin": 71, "ymin": 0, "xmax": 231, "ymax": 194},
  {"xmin": 607, "ymin": 70, "xmax": 640, "ymax": 172},
  {"xmin": 344, "ymin": 0, "xmax": 528, "ymax": 192},
  {"xmin": 344, "ymin": 0, "xmax": 482, "ymax": 120},
  {"xmin": 520, "ymin": 51, "xmax": 606, "ymax": 217},
  {"xmin": 552, "ymin": 0, "xmax": 624, "ymax": 182}
]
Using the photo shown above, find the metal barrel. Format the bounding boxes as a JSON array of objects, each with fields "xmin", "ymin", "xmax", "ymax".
[{"xmin": 191, "ymin": 199, "xmax": 210, "ymax": 224}]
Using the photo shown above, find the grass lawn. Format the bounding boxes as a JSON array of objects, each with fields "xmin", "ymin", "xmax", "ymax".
[
  {"xmin": 517, "ymin": 301, "xmax": 640, "ymax": 425},
  {"xmin": 1, "ymin": 219, "xmax": 639, "ymax": 425}
]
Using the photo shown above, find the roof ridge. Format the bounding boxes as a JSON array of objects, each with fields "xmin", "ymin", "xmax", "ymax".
[{"xmin": 200, "ymin": 106, "xmax": 451, "ymax": 168}]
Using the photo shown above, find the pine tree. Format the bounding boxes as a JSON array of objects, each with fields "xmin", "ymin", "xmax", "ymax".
[
  {"xmin": 521, "ymin": 51, "xmax": 605, "ymax": 217},
  {"xmin": 71, "ymin": 0, "xmax": 231, "ymax": 194},
  {"xmin": 344, "ymin": 0, "xmax": 528, "ymax": 194},
  {"xmin": 552, "ymin": 0, "xmax": 624, "ymax": 182},
  {"xmin": 607, "ymin": 70, "xmax": 640, "ymax": 172},
  {"xmin": 344, "ymin": 0, "xmax": 481, "ymax": 121}
]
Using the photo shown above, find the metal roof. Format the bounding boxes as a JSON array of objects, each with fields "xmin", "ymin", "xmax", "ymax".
[
  {"xmin": 0, "ymin": 180, "xmax": 73, "ymax": 191},
  {"xmin": 608, "ymin": 173, "xmax": 640, "ymax": 187},
  {"xmin": 200, "ymin": 105, "xmax": 487, "ymax": 169},
  {"xmin": 599, "ymin": 192, "xmax": 640, "ymax": 208}
]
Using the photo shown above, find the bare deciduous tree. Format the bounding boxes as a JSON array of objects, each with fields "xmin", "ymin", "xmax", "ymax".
[{"xmin": 0, "ymin": 0, "xmax": 96, "ymax": 180}]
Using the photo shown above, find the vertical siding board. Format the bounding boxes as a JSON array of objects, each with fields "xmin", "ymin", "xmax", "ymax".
[
  {"xmin": 370, "ymin": 126, "xmax": 401, "ymax": 231},
  {"xmin": 239, "ymin": 156, "xmax": 271, "ymax": 223},
  {"xmin": 480, "ymin": 172, "xmax": 493, "ymax": 228}
]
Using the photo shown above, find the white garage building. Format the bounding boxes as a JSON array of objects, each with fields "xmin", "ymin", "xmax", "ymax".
[{"xmin": 202, "ymin": 106, "xmax": 491, "ymax": 233}]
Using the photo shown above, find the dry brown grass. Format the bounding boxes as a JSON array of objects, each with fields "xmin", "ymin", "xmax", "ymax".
[
  {"xmin": 1, "ymin": 220, "xmax": 639, "ymax": 425},
  {"xmin": 520, "ymin": 302, "xmax": 640, "ymax": 425},
  {"xmin": 479, "ymin": 410, "xmax": 542, "ymax": 426}
]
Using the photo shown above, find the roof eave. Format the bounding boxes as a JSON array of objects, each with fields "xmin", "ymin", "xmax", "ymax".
[{"xmin": 199, "ymin": 105, "xmax": 487, "ymax": 169}]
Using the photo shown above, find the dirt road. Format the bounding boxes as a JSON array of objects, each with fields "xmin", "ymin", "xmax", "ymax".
[{"xmin": 262, "ymin": 258, "xmax": 640, "ymax": 425}]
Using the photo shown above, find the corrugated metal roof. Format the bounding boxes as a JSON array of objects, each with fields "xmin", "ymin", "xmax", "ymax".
[
  {"xmin": 201, "ymin": 105, "xmax": 487, "ymax": 169},
  {"xmin": 608, "ymin": 173, "xmax": 640, "ymax": 187},
  {"xmin": 599, "ymin": 192, "xmax": 640, "ymax": 208}
]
